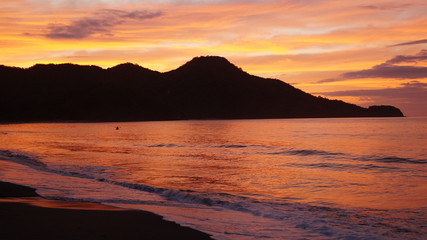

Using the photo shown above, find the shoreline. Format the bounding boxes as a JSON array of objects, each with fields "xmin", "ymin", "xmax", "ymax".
[
  {"xmin": 0, "ymin": 115, "xmax": 410, "ymax": 126},
  {"xmin": 0, "ymin": 181, "xmax": 213, "ymax": 240}
]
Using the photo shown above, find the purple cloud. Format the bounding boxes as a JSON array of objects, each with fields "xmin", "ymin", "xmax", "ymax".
[
  {"xmin": 341, "ymin": 64, "xmax": 427, "ymax": 79},
  {"xmin": 45, "ymin": 9, "xmax": 162, "ymax": 39},
  {"xmin": 384, "ymin": 49, "xmax": 427, "ymax": 64},
  {"xmin": 317, "ymin": 50, "xmax": 427, "ymax": 83}
]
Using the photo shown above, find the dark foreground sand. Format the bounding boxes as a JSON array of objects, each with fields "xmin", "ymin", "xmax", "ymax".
[{"xmin": 0, "ymin": 181, "xmax": 213, "ymax": 240}]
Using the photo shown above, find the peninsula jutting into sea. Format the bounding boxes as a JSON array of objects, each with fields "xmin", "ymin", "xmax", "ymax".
[{"xmin": 0, "ymin": 56, "xmax": 403, "ymax": 122}]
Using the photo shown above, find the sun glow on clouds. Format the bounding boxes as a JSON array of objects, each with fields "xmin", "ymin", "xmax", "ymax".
[{"xmin": 1, "ymin": 0, "xmax": 427, "ymax": 115}]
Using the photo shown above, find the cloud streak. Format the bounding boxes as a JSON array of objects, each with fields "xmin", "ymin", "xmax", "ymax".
[
  {"xmin": 359, "ymin": 3, "xmax": 412, "ymax": 10},
  {"xmin": 318, "ymin": 50, "xmax": 427, "ymax": 82},
  {"xmin": 389, "ymin": 39, "xmax": 427, "ymax": 47},
  {"xmin": 341, "ymin": 64, "xmax": 427, "ymax": 79},
  {"xmin": 317, "ymin": 81, "xmax": 427, "ymax": 98},
  {"xmin": 45, "ymin": 9, "xmax": 162, "ymax": 39}
]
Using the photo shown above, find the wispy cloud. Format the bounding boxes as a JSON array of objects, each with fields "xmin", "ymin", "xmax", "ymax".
[
  {"xmin": 341, "ymin": 64, "xmax": 427, "ymax": 79},
  {"xmin": 318, "ymin": 50, "xmax": 427, "ymax": 82},
  {"xmin": 389, "ymin": 39, "xmax": 427, "ymax": 47},
  {"xmin": 45, "ymin": 9, "xmax": 163, "ymax": 39},
  {"xmin": 359, "ymin": 3, "xmax": 412, "ymax": 10},
  {"xmin": 316, "ymin": 81, "xmax": 427, "ymax": 98}
]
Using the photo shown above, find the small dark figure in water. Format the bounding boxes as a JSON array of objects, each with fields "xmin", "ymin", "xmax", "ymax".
[{"xmin": 116, "ymin": 126, "xmax": 120, "ymax": 130}]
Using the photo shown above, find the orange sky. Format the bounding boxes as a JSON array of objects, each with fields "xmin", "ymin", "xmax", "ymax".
[{"xmin": 1, "ymin": 0, "xmax": 427, "ymax": 116}]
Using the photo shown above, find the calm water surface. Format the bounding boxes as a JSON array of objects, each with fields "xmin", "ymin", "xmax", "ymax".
[{"xmin": 1, "ymin": 117, "xmax": 426, "ymax": 239}]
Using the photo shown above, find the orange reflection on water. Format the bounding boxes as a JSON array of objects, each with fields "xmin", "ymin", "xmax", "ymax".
[{"xmin": 0, "ymin": 118, "xmax": 426, "ymax": 210}]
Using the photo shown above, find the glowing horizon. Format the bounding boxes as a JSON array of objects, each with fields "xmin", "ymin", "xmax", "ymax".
[{"xmin": 1, "ymin": 0, "xmax": 427, "ymax": 116}]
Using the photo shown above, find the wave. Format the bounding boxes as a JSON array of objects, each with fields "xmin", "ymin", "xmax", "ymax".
[
  {"xmin": 102, "ymin": 180, "xmax": 256, "ymax": 214},
  {"xmin": 268, "ymin": 148, "xmax": 344, "ymax": 157},
  {"xmin": 0, "ymin": 150, "xmax": 249, "ymax": 210},
  {"xmin": 358, "ymin": 155, "xmax": 427, "ymax": 165},
  {"xmin": 262, "ymin": 146, "xmax": 426, "ymax": 168},
  {"xmin": 0, "ymin": 149, "xmax": 257, "ymax": 215},
  {"xmin": 284, "ymin": 162, "xmax": 402, "ymax": 172},
  {"xmin": 35, "ymin": 177, "xmax": 427, "ymax": 239},
  {"xmin": 1, "ymin": 149, "xmax": 424, "ymax": 239},
  {"xmin": 146, "ymin": 144, "xmax": 182, "ymax": 148},
  {"xmin": 215, "ymin": 144, "xmax": 248, "ymax": 148},
  {"xmin": 146, "ymin": 143, "xmax": 250, "ymax": 149},
  {"xmin": 0, "ymin": 150, "xmax": 46, "ymax": 167},
  {"xmin": 141, "ymin": 143, "xmax": 348, "ymax": 158},
  {"xmin": 132, "ymin": 143, "xmax": 427, "ymax": 171},
  {"xmin": 0, "ymin": 149, "xmax": 103, "ymax": 180}
]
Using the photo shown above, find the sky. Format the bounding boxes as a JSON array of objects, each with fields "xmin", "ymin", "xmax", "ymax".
[{"xmin": 1, "ymin": 0, "xmax": 427, "ymax": 116}]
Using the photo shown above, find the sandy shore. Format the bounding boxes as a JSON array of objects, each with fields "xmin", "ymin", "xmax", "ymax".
[{"xmin": 0, "ymin": 181, "xmax": 213, "ymax": 240}]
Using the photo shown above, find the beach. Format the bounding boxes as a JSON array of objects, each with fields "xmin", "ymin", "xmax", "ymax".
[{"xmin": 0, "ymin": 181, "xmax": 212, "ymax": 240}]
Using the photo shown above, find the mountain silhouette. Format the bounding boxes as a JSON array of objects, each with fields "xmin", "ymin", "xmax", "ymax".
[{"xmin": 0, "ymin": 56, "xmax": 403, "ymax": 122}]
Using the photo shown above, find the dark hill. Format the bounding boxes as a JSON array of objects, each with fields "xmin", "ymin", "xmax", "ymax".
[{"xmin": 0, "ymin": 56, "xmax": 403, "ymax": 122}]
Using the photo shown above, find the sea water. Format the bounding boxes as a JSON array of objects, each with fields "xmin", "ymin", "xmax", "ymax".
[{"xmin": 0, "ymin": 117, "xmax": 426, "ymax": 239}]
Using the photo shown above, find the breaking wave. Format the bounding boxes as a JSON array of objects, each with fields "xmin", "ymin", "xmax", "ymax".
[{"xmin": 0, "ymin": 150, "xmax": 46, "ymax": 167}]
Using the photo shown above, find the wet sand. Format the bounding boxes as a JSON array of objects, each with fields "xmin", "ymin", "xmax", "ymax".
[{"xmin": 0, "ymin": 181, "xmax": 212, "ymax": 240}]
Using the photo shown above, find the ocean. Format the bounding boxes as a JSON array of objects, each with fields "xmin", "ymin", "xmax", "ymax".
[{"xmin": 1, "ymin": 117, "xmax": 426, "ymax": 239}]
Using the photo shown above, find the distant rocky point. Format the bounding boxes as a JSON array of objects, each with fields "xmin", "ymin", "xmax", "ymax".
[{"xmin": 0, "ymin": 56, "xmax": 404, "ymax": 122}]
